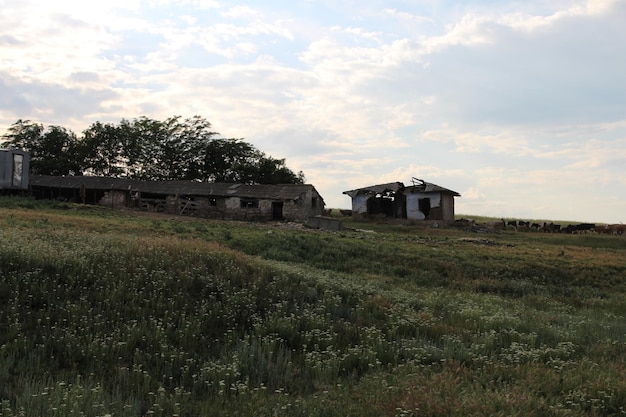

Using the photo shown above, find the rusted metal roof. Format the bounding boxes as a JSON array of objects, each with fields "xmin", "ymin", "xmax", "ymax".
[{"xmin": 30, "ymin": 175, "xmax": 322, "ymax": 201}]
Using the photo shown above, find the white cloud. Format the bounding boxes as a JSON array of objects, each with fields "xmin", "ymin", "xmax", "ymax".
[
  {"xmin": 462, "ymin": 187, "xmax": 487, "ymax": 201},
  {"xmin": 1, "ymin": 0, "xmax": 625, "ymax": 221},
  {"xmin": 221, "ymin": 5, "xmax": 259, "ymax": 19},
  {"xmin": 184, "ymin": 0, "xmax": 221, "ymax": 9},
  {"xmin": 382, "ymin": 8, "xmax": 434, "ymax": 25}
]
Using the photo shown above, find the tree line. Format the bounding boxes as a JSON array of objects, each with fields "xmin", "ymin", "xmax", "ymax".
[{"xmin": 0, "ymin": 116, "xmax": 305, "ymax": 184}]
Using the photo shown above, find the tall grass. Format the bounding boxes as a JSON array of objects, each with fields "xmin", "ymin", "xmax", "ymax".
[{"xmin": 0, "ymin": 199, "xmax": 625, "ymax": 416}]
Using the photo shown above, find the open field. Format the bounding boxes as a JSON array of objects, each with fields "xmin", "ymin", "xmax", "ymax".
[{"xmin": 0, "ymin": 197, "xmax": 625, "ymax": 416}]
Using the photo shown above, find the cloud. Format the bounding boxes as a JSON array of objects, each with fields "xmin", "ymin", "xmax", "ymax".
[
  {"xmin": 415, "ymin": 2, "xmax": 626, "ymax": 128},
  {"xmin": 462, "ymin": 187, "xmax": 487, "ymax": 201},
  {"xmin": 0, "ymin": 72, "xmax": 120, "ymax": 123},
  {"xmin": 382, "ymin": 8, "xmax": 434, "ymax": 25},
  {"xmin": 0, "ymin": 0, "xmax": 625, "ymax": 222}
]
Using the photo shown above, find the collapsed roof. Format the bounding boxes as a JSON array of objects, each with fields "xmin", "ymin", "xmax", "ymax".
[{"xmin": 343, "ymin": 178, "xmax": 460, "ymax": 198}]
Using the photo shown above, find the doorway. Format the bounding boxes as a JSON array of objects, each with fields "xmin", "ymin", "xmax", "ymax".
[
  {"xmin": 272, "ymin": 202, "xmax": 284, "ymax": 220},
  {"xmin": 418, "ymin": 198, "xmax": 431, "ymax": 219}
]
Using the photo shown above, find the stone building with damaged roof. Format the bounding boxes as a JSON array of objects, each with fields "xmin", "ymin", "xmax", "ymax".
[
  {"xmin": 343, "ymin": 178, "xmax": 460, "ymax": 223},
  {"xmin": 30, "ymin": 175, "xmax": 325, "ymax": 222}
]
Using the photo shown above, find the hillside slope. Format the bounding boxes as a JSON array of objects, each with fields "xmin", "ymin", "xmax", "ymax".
[{"xmin": 1, "ymin": 198, "xmax": 625, "ymax": 416}]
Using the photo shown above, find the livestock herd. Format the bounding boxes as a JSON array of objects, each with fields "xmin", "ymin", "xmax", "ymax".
[
  {"xmin": 453, "ymin": 218, "xmax": 625, "ymax": 235},
  {"xmin": 502, "ymin": 219, "xmax": 625, "ymax": 235},
  {"xmin": 323, "ymin": 209, "xmax": 624, "ymax": 235}
]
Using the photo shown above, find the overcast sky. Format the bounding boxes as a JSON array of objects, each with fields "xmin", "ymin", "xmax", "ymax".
[{"xmin": 1, "ymin": 0, "xmax": 625, "ymax": 223}]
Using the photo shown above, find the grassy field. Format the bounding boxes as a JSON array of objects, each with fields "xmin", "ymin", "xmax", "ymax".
[{"xmin": 0, "ymin": 196, "xmax": 625, "ymax": 416}]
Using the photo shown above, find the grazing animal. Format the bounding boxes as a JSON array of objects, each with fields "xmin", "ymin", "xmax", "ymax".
[
  {"xmin": 541, "ymin": 222, "xmax": 561, "ymax": 233},
  {"xmin": 576, "ymin": 223, "xmax": 596, "ymax": 233},
  {"xmin": 595, "ymin": 225, "xmax": 611, "ymax": 234},
  {"xmin": 506, "ymin": 220, "xmax": 530, "ymax": 231},
  {"xmin": 603, "ymin": 224, "xmax": 625, "ymax": 235},
  {"xmin": 562, "ymin": 223, "xmax": 596, "ymax": 234}
]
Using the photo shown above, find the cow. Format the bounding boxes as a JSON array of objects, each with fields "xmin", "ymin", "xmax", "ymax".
[
  {"xmin": 562, "ymin": 223, "xmax": 596, "ymax": 234},
  {"xmin": 575, "ymin": 223, "xmax": 596, "ymax": 233},
  {"xmin": 542, "ymin": 222, "xmax": 561, "ymax": 233},
  {"xmin": 506, "ymin": 220, "xmax": 530, "ymax": 231},
  {"xmin": 604, "ymin": 224, "xmax": 626, "ymax": 235}
]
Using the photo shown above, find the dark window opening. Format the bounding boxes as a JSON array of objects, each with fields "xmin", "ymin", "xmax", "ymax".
[
  {"xmin": 240, "ymin": 198, "xmax": 259, "ymax": 208},
  {"xmin": 311, "ymin": 197, "xmax": 318, "ymax": 208},
  {"xmin": 209, "ymin": 197, "xmax": 217, "ymax": 207}
]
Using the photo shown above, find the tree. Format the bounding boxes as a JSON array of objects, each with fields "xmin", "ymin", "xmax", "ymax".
[
  {"xmin": 200, "ymin": 138, "xmax": 304, "ymax": 184},
  {"xmin": 2, "ymin": 120, "xmax": 82, "ymax": 176},
  {"xmin": 1, "ymin": 116, "xmax": 305, "ymax": 184},
  {"xmin": 1, "ymin": 119, "xmax": 43, "ymax": 150},
  {"xmin": 203, "ymin": 138, "xmax": 258, "ymax": 182},
  {"xmin": 113, "ymin": 116, "xmax": 218, "ymax": 181},
  {"xmin": 254, "ymin": 155, "xmax": 305, "ymax": 184},
  {"xmin": 160, "ymin": 115, "xmax": 218, "ymax": 181},
  {"xmin": 79, "ymin": 121, "xmax": 125, "ymax": 177},
  {"xmin": 126, "ymin": 116, "xmax": 169, "ymax": 180}
]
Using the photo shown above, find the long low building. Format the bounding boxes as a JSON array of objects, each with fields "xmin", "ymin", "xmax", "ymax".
[{"xmin": 30, "ymin": 175, "xmax": 325, "ymax": 222}]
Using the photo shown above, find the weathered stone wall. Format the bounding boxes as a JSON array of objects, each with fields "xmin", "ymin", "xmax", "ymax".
[
  {"xmin": 99, "ymin": 189, "xmax": 323, "ymax": 223},
  {"xmin": 98, "ymin": 191, "xmax": 127, "ymax": 208},
  {"xmin": 283, "ymin": 189, "xmax": 324, "ymax": 222},
  {"xmin": 306, "ymin": 216, "xmax": 342, "ymax": 231}
]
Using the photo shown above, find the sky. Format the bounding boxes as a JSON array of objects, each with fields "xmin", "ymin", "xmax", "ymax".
[{"xmin": 1, "ymin": 0, "xmax": 625, "ymax": 223}]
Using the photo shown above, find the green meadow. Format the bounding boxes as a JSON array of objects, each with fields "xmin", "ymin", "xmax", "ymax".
[{"xmin": 0, "ymin": 197, "xmax": 625, "ymax": 416}]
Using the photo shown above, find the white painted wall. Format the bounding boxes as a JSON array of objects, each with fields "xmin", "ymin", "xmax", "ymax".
[{"xmin": 406, "ymin": 193, "xmax": 441, "ymax": 220}]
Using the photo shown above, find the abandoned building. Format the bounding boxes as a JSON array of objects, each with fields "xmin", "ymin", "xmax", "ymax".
[
  {"xmin": 343, "ymin": 178, "xmax": 461, "ymax": 222},
  {"xmin": 0, "ymin": 149, "xmax": 30, "ymax": 192},
  {"xmin": 30, "ymin": 175, "xmax": 325, "ymax": 222}
]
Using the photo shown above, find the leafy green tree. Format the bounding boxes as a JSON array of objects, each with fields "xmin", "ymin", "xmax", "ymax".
[
  {"xmin": 127, "ymin": 116, "xmax": 169, "ymax": 180},
  {"xmin": 201, "ymin": 138, "xmax": 304, "ymax": 184},
  {"xmin": 1, "ymin": 119, "xmax": 43, "ymax": 150},
  {"xmin": 113, "ymin": 116, "xmax": 218, "ymax": 181},
  {"xmin": 203, "ymin": 138, "xmax": 258, "ymax": 182},
  {"xmin": 79, "ymin": 121, "xmax": 125, "ymax": 177},
  {"xmin": 179, "ymin": 115, "xmax": 220, "ymax": 180},
  {"xmin": 116, "ymin": 117, "xmax": 149, "ymax": 179},
  {"xmin": 2, "ymin": 116, "xmax": 304, "ymax": 184},
  {"xmin": 1, "ymin": 120, "xmax": 82, "ymax": 176},
  {"xmin": 160, "ymin": 115, "xmax": 218, "ymax": 181},
  {"xmin": 254, "ymin": 155, "xmax": 305, "ymax": 184}
]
